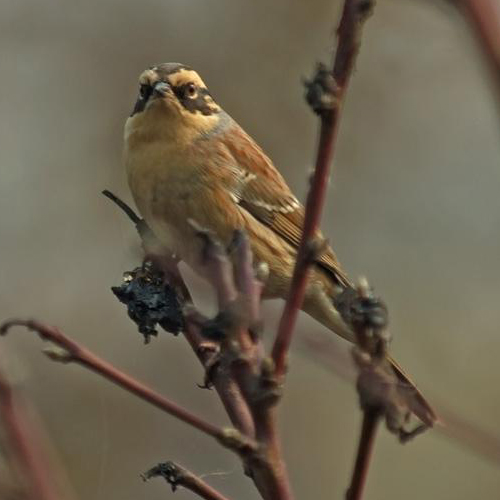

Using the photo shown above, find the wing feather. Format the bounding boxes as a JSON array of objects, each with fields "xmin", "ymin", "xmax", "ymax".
[
  {"xmin": 220, "ymin": 118, "xmax": 350, "ymax": 288},
  {"xmin": 210, "ymin": 117, "xmax": 436, "ymax": 425}
]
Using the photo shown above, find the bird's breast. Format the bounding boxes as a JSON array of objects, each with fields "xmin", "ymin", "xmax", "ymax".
[
  {"xmin": 124, "ymin": 126, "xmax": 246, "ymax": 269},
  {"xmin": 125, "ymin": 139, "xmax": 199, "ymax": 252}
]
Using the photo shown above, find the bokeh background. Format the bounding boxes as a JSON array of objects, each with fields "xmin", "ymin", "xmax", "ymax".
[{"xmin": 1, "ymin": 0, "xmax": 500, "ymax": 498}]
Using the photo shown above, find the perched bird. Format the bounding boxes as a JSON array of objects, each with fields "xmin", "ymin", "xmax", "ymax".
[{"xmin": 124, "ymin": 62, "xmax": 436, "ymax": 425}]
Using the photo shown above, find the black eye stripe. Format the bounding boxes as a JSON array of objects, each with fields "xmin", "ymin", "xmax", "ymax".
[
  {"xmin": 130, "ymin": 76, "xmax": 220, "ymax": 117},
  {"xmin": 140, "ymin": 83, "xmax": 152, "ymax": 99},
  {"xmin": 172, "ymin": 85, "xmax": 218, "ymax": 115},
  {"xmin": 130, "ymin": 83, "xmax": 153, "ymax": 117},
  {"xmin": 172, "ymin": 83, "xmax": 201, "ymax": 99}
]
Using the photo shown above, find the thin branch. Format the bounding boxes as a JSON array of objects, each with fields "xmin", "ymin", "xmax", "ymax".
[
  {"xmin": 343, "ymin": 279, "xmax": 386, "ymax": 500},
  {"xmin": 102, "ymin": 190, "xmax": 141, "ymax": 225},
  {"xmin": 346, "ymin": 409, "xmax": 381, "ymax": 500},
  {"xmin": 102, "ymin": 190, "xmax": 255, "ymax": 438},
  {"xmin": 343, "ymin": 278, "xmax": 416, "ymax": 500},
  {"xmin": 189, "ymin": 220, "xmax": 239, "ymax": 309},
  {"xmin": 0, "ymin": 319, "xmax": 256, "ymax": 453},
  {"xmin": 0, "ymin": 358, "xmax": 60, "ymax": 500},
  {"xmin": 143, "ymin": 461, "xmax": 232, "ymax": 500},
  {"xmin": 272, "ymin": 0, "xmax": 375, "ymax": 378},
  {"xmin": 302, "ymin": 328, "xmax": 500, "ymax": 467},
  {"xmin": 184, "ymin": 319, "xmax": 256, "ymax": 438},
  {"xmin": 187, "ymin": 229, "xmax": 293, "ymax": 500},
  {"xmin": 232, "ymin": 236, "xmax": 293, "ymax": 500}
]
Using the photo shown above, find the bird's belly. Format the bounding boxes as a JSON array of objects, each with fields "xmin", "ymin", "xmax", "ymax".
[
  {"xmin": 127, "ymin": 152, "xmax": 184, "ymax": 251},
  {"xmin": 126, "ymin": 144, "xmax": 294, "ymax": 282},
  {"xmin": 126, "ymin": 154, "xmax": 226, "ymax": 267},
  {"xmin": 147, "ymin": 216, "xmax": 184, "ymax": 256}
]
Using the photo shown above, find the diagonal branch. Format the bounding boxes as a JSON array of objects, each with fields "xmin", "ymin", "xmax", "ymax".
[
  {"xmin": 0, "ymin": 358, "xmax": 60, "ymax": 500},
  {"xmin": 187, "ymin": 228, "xmax": 293, "ymax": 500},
  {"xmin": 346, "ymin": 409, "xmax": 381, "ymax": 500},
  {"xmin": 143, "ymin": 461, "xmax": 232, "ymax": 500},
  {"xmin": 0, "ymin": 319, "xmax": 257, "ymax": 456},
  {"xmin": 103, "ymin": 190, "xmax": 256, "ymax": 438},
  {"xmin": 272, "ymin": 0, "xmax": 376, "ymax": 378},
  {"xmin": 103, "ymin": 183, "xmax": 293, "ymax": 500}
]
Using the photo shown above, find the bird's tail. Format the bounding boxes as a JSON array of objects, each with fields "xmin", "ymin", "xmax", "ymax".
[
  {"xmin": 302, "ymin": 282, "xmax": 438, "ymax": 427},
  {"xmin": 387, "ymin": 355, "xmax": 438, "ymax": 427}
]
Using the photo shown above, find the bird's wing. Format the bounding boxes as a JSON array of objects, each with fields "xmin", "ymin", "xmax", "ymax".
[
  {"xmin": 218, "ymin": 120, "xmax": 439, "ymax": 426},
  {"xmin": 220, "ymin": 120, "xmax": 350, "ymax": 288}
]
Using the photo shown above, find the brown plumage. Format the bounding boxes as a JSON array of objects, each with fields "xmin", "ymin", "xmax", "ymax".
[{"xmin": 124, "ymin": 62, "xmax": 436, "ymax": 426}]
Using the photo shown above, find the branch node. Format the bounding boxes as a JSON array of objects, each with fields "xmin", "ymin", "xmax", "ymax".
[
  {"xmin": 217, "ymin": 427, "xmax": 260, "ymax": 458},
  {"xmin": 143, "ymin": 460, "xmax": 232, "ymax": 500},
  {"xmin": 196, "ymin": 343, "xmax": 221, "ymax": 390},
  {"xmin": 142, "ymin": 461, "xmax": 184, "ymax": 492},
  {"xmin": 351, "ymin": 279, "xmax": 388, "ymax": 332},
  {"xmin": 304, "ymin": 62, "xmax": 341, "ymax": 115},
  {"xmin": 42, "ymin": 345, "xmax": 73, "ymax": 363},
  {"xmin": 355, "ymin": 0, "xmax": 376, "ymax": 22},
  {"xmin": 254, "ymin": 357, "xmax": 283, "ymax": 409},
  {"xmin": 335, "ymin": 279, "xmax": 389, "ymax": 356}
]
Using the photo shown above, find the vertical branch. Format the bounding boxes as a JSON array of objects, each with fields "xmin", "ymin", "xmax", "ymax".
[
  {"xmin": 103, "ymin": 191, "xmax": 256, "ymax": 438},
  {"xmin": 272, "ymin": 0, "xmax": 376, "ymax": 377},
  {"xmin": 346, "ymin": 409, "xmax": 381, "ymax": 500},
  {"xmin": 343, "ymin": 278, "xmax": 422, "ymax": 500},
  {"xmin": 183, "ymin": 318, "xmax": 256, "ymax": 438},
  {"xmin": 343, "ymin": 279, "xmax": 386, "ymax": 500},
  {"xmin": 190, "ymin": 229, "xmax": 294, "ymax": 500}
]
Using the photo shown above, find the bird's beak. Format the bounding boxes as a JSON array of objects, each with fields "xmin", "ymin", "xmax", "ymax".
[{"xmin": 153, "ymin": 81, "xmax": 171, "ymax": 98}]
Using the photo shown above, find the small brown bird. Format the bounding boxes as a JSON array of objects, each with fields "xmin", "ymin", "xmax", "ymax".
[{"xmin": 124, "ymin": 63, "xmax": 436, "ymax": 425}]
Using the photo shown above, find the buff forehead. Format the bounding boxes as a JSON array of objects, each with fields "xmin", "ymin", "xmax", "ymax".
[{"xmin": 139, "ymin": 67, "xmax": 208, "ymax": 89}]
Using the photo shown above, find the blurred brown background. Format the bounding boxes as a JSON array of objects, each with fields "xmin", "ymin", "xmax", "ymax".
[{"xmin": 1, "ymin": 0, "xmax": 500, "ymax": 498}]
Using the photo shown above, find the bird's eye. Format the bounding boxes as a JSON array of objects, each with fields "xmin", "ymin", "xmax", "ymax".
[
  {"xmin": 185, "ymin": 83, "xmax": 196, "ymax": 98},
  {"xmin": 139, "ymin": 84, "xmax": 151, "ymax": 99}
]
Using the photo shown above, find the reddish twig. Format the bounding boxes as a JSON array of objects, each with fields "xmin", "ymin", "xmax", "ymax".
[
  {"xmin": 103, "ymin": 190, "xmax": 256, "ymax": 438},
  {"xmin": 102, "ymin": 190, "xmax": 141, "ymax": 225},
  {"xmin": 457, "ymin": 0, "xmax": 500, "ymax": 96},
  {"xmin": 301, "ymin": 330, "xmax": 500, "ymax": 467},
  {"xmin": 343, "ymin": 278, "xmax": 430, "ymax": 500},
  {"xmin": 346, "ymin": 409, "xmax": 381, "ymax": 500},
  {"xmin": 143, "ymin": 461, "xmax": 232, "ymax": 500},
  {"xmin": 343, "ymin": 279, "xmax": 386, "ymax": 500},
  {"xmin": 272, "ymin": 0, "xmax": 375, "ymax": 377},
  {"xmin": 188, "ymin": 229, "xmax": 293, "ymax": 500},
  {"xmin": 0, "ymin": 358, "xmax": 60, "ymax": 500},
  {"xmin": 183, "ymin": 318, "xmax": 256, "ymax": 438},
  {"xmin": 0, "ymin": 319, "xmax": 257, "ymax": 455}
]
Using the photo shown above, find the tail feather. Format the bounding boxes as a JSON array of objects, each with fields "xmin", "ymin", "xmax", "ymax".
[
  {"xmin": 302, "ymin": 278, "xmax": 438, "ymax": 426},
  {"xmin": 388, "ymin": 355, "xmax": 438, "ymax": 427}
]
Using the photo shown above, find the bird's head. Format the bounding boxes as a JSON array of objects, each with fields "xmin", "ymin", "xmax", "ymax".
[{"xmin": 125, "ymin": 63, "xmax": 222, "ymax": 145}]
